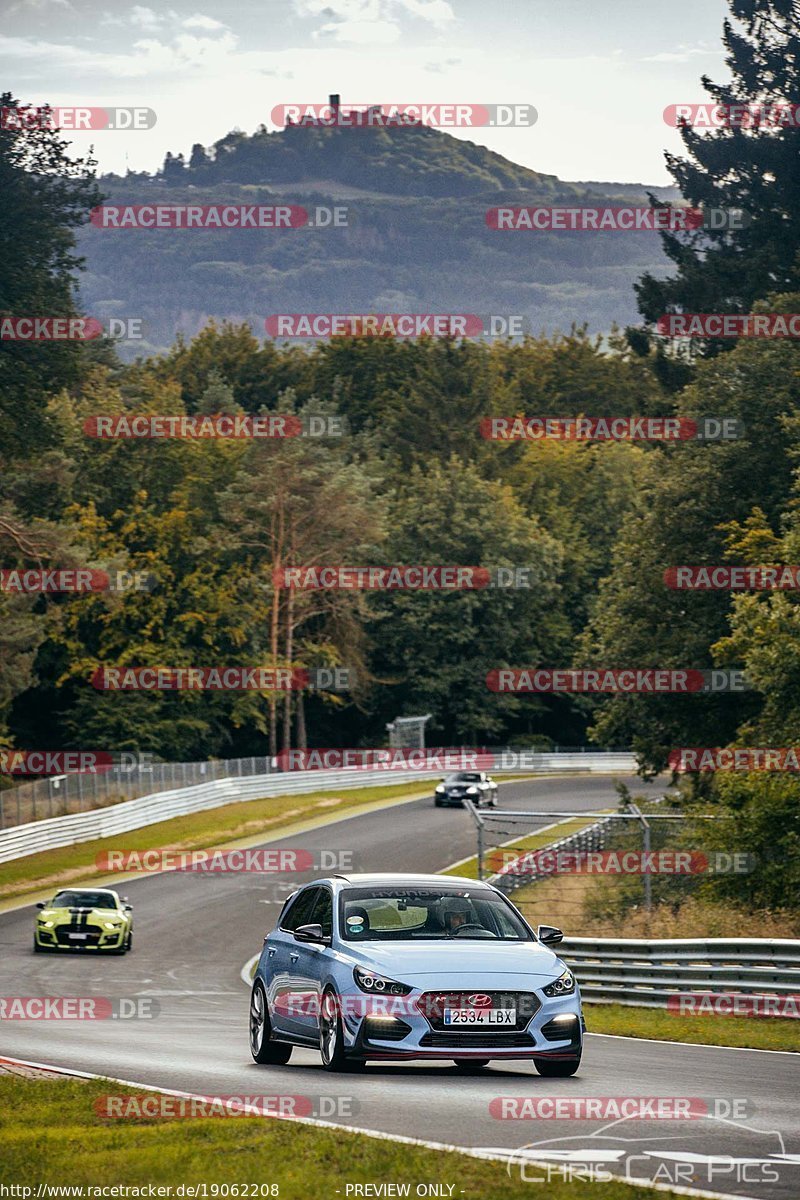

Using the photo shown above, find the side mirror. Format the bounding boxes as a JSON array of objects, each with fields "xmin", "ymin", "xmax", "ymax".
[
  {"xmin": 294, "ymin": 923, "xmax": 329, "ymax": 945},
  {"xmin": 36, "ymin": 902, "xmax": 46, "ymax": 910},
  {"xmin": 124, "ymin": 905, "xmax": 133, "ymax": 912},
  {"xmin": 538, "ymin": 924, "xmax": 563, "ymax": 946}
]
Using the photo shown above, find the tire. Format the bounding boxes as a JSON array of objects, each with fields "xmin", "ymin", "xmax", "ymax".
[
  {"xmin": 434, "ymin": 798, "xmax": 442, "ymax": 807},
  {"xmin": 319, "ymin": 987, "xmax": 363, "ymax": 1072},
  {"xmin": 453, "ymin": 1058, "xmax": 490, "ymax": 1071},
  {"xmin": 250, "ymin": 980, "xmax": 292, "ymax": 1065},
  {"xmin": 33, "ymin": 937, "xmax": 44, "ymax": 953},
  {"xmin": 125, "ymin": 931, "xmax": 133, "ymax": 952},
  {"xmin": 534, "ymin": 1055, "xmax": 581, "ymax": 1077}
]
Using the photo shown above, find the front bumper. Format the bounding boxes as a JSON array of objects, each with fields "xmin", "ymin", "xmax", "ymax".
[
  {"xmin": 435, "ymin": 792, "xmax": 480, "ymax": 806},
  {"xmin": 35, "ymin": 927, "xmax": 127, "ymax": 951},
  {"xmin": 342, "ymin": 986, "xmax": 582, "ymax": 1060}
]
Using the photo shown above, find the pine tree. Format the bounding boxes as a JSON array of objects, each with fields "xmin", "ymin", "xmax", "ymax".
[{"xmin": 636, "ymin": 0, "xmax": 800, "ymax": 347}]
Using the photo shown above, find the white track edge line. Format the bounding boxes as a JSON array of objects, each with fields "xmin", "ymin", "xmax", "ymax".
[{"xmin": 0, "ymin": 1053, "xmax": 765, "ymax": 1200}]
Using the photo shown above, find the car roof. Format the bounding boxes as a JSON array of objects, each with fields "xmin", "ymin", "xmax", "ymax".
[{"xmin": 325, "ymin": 872, "xmax": 496, "ymax": 890}]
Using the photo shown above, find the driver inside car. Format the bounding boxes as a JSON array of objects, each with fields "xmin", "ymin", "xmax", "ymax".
[{"xmin": 439, "ymin": 895, "xmax": 473, "ymax": 935}]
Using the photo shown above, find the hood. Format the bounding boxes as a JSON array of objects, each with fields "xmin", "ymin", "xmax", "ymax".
[
  {"xmin": 342, "ymin": 938, "xmax": 561, "ymax": 979},
  {"xmin": 43, "ymin": 906, "xmax": 121, "ymax": 919}
]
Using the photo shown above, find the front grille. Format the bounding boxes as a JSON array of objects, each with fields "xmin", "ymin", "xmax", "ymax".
[
  {"xmin": 418, "ymin": 990, "xmax": 540, "ymax": 1033},
  {"xmin": 420, "ymin": 1030, "xmax": 535, "ymax": 1049},
  {"xmin": 56, "ymin": 925, "xmax": 102, "ymax": 946}
]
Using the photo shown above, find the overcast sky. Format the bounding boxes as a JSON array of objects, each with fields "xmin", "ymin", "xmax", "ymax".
[{"xmin": 1, "ymin": 0, "xmax": 732, "ymax": 183}]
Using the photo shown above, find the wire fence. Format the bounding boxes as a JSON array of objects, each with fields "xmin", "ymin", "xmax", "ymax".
[
  {"xmin": 0, "ymin": 747, "xmax": 633, "ymax": 830},
  {"xmin": 0, "ymin": 756, "xmax": 274, "ymax": 830},
  {"xmin": 463, "ymin": 800, "xmax": 753, "ymax": 939}
]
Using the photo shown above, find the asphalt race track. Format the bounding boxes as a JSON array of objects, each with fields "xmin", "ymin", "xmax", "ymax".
[{"xmin": 1, "ymin": 775, "xmax": 798, "ymax": 1200}]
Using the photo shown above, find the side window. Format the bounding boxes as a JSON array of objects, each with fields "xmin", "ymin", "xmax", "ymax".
[
  {"xmin": 281, "ymin": 887, "xmax": 320, "ymax": 932},
  {"xmin": 311, "ymin": 888, "xmax": 333, "ymax": 938}
]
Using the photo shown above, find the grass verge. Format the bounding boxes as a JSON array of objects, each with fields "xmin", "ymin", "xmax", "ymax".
[
  {"xmin": 586, "ymin": 1002, "xmax": 800, "ymax": 1052},
  {"xmin": 0, "ymin": 781, "xmax": 431, "ymax": 906},
  {"xmin": 0, "ymin": 1075, "xmax": 684, "ymax": 1200}
]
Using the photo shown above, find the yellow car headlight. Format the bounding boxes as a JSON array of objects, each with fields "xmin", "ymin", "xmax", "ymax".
[{"xmin": 103, "ymin": 920, "xmax": 122, "ymax": 930}]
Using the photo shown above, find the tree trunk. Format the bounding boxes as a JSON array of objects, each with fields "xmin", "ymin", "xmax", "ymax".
[
  {"xmin": 296, "ymin": 690, "xmax": 307, "ymax": 750},
  {"xmin": 282, "ymin": 586, "xmax": 295, "ymax": 753}
]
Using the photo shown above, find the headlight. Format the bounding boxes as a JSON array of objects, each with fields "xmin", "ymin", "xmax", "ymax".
[
  {"xmin": 543, "ymin": 969, "xmax": 575, "ymax": 997},
  {"xmin": 38, "ymin": 920, "xmax": 54, "ymax": 928},
  {"xmin": 465, "ymin": 786, "xmax": 479, "ymax": 795},
  {"xmin": 353, "ymin": 967, "xmax": 412, "ymax": 996},
  {"xmin": 103, "ymin": 920, "xmax": 122, "ymax": 930},
  {"xmin": 435, "ymin": 785, "xmax": 445, "ymax": 794}
]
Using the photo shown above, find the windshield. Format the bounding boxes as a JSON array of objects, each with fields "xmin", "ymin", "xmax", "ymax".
[
  {"xmin": 50, "ymin": 891, "xmax": 118, "ymax": 910},
  {"xmin": 444, "ymin": 773, "xmax": 481, "ymax": 783},
  {"xmin": 339, "ymin": 886, "xmax": 531, "ymax": 941}
]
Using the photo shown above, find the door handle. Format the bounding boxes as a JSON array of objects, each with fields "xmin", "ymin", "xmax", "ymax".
[{"xmin": 289, "ymin": 952, "xmax": 299, "ymax": 963}]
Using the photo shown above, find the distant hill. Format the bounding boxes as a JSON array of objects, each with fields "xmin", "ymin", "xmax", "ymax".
[{"xmin": 78, "ymin": 113, "xmax": 672, "ymax": 357}]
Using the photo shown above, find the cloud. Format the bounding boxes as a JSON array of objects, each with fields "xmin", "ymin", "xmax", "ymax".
[
  {"xmin": 5, "ymin": 0, "xmax": 72, "ymax": 13},
  {"xmin": 0, "ymin": 28, "xmax": 239, "ymax": 78},
  {"xmin": 395, "ymin": 0, "xmax": 454, "ymax": 30},
  {"xmin": 315, "ymin": 18, "xmax": 400, "ymax": 44},
  {"xmin": 182, "ymin": 13, "xmax": 227, "ymax": 31},
  {"xmin": 293, "ymin": 0, "xmax": 454, "ymax": 43},
  {"xmin": 130, "ymin": 5, "xmax": 163, "ymax": 31},
  {"xmin": 643, "ymin": 42, "xmax": 722, "ymax": 64},
  {"xmin": 423, "ymin": 55, "xmax": 461, "ymax": 73}
]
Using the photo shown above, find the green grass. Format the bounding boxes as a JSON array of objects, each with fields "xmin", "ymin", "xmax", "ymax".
[
  {"xmin": 0, "ymin": 781, "xmax": 431, "ymax": 905},
  {"xmin": 586, "ymin": 1002, "xmax": 800, "ymax": 1052},
  {"xmin": 445, "ymin": 814, "xmax": 605, "ymax": 879},
  {"xmin": 0, "ymin": 1075, "xmax": 685, "ymax": 1200}
]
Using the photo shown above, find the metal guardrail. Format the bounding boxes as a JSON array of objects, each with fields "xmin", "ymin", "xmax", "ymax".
[
  {"xmin": 0, "ymin": 748, "xmax": 636, "ymax": 830},
  {"xmin": 0, "ymin": 767, "xmax": 434, "ymax": 864},
  {"xmin": 560, "ymin": 937, "xmax": 800, "ymax": 1008},
  {"xmin": 0, "ymin": 752, "xmax": 636, "ymax": 863}
]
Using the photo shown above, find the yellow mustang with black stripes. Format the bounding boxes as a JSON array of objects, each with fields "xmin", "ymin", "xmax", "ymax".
[{"xmin": 34, "ymin": 887, "xmax": 133, "ymax": 954}]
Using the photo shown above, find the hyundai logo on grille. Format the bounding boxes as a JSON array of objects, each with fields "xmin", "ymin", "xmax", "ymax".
[{"xmin": 467, "ymin": 993, "xmax": 493, "ymax": 1007}]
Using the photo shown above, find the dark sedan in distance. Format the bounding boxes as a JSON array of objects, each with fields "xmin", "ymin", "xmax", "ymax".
[{"xmin": 434, "ymin": 772, "xmax": 498, "ymax": 808}]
